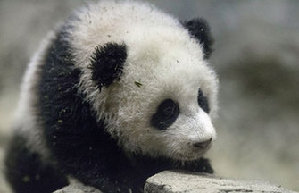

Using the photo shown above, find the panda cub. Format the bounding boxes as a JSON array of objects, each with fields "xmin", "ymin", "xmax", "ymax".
[{"xmin": 5, "ymin": 1, "xmax": 218, "ymax": 193}]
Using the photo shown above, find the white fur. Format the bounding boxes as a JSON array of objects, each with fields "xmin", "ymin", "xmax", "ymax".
[
  {"xmin": 14, "ymin": 32, "xmax": 56, "ymax": 160},
  {"xmin": 16, "ymin": 1, "xmax": 218, "ymax": 162},
  {"xmin": 66, "ymin": 1, "xmax": 219, "ymax": 161}
]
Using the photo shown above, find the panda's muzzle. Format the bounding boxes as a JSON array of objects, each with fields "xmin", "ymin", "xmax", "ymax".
[{"xmin": 193, "ymin": 138, "xmax": 212, "ymax": 149}]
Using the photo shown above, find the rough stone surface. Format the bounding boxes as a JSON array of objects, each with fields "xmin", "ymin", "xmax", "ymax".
[
  {"xmin": 53, "ymin": 180, "xmax": 103, "ymax": 193},
  {"xmin": 53, "ymin": 171, "xmax": 298, "ymax": 193},
  {"xmin": 144, "ymin": 171, "xmax": 298, "ymax": 193}
]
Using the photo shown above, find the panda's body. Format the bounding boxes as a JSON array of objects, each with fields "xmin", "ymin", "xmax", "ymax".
[{"xmin": 5, "ymin": 1, "xmax": 218, "ymax": 193}]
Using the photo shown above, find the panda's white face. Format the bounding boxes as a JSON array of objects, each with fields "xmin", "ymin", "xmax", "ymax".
[
  {"xmin": 98, "ymin": 30, "xmax": 218, "ymax": 161},
  {"xmin": 68, "ymin": 1, "xmax": 218, "ymax": 161}
]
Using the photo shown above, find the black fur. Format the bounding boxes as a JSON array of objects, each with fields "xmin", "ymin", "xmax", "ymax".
[
  {"xmin": 37, "ymin": 25, "xmax": 143, "ymax": 192},
  {"xmin": 4, "ymin": 133, "xmax": 68, "ymax": 193},
  {"xmin": 89, "ymin": 43, "xmax": 127, "ymax": 89},
  {"xmin": 183, "ymin": 18, "xmax": 213, "ymax": 59},
  {"xmin": 198, "ymin": 88, "xmax": 210, "ymax": 113},
  {"xmin": 151, "ymin": 99, "xmax": 179, "ymax": 130},
  {"xmin": 31, "ymin": 25, "xmax": 213, "ymax": 193}
]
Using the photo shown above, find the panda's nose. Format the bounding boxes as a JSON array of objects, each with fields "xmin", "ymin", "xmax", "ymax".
[{"xmin": 193, "ymin": 138, "xmax": 212, "ymax": 148}]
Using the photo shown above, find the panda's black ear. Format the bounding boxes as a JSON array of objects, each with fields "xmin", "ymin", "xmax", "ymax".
[
  {"xmin": 89, "ymin": 42, "xmax": 127, "ymax": 89},
  {"xmin": 182, "ymin": 18, "xmax": 213, "ymax": 59}
]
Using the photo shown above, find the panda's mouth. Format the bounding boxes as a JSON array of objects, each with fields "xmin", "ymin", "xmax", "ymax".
[
  {"xmin": 174, "ymin": 144, "xmax": 212, "ymax": 161},
  {"xmin": 174, "ymin": 151, "xmax": 206, "ymax": 161},
  {"xmin": 174, "ymin": 153, "xmax": 202, "ymax": 161}
]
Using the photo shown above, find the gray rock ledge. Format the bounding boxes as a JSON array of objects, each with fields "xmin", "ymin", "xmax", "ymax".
[
  {"xmin": 53, "ymin": 180, "xmax": 102, "ymax": 193},
  {"xmin": 145, "ymin": 171, "xmax": 297, "ymax": 193},
  {"xmin": 54, "ymin": 171, "xmax": 298, "ymax": 193}
]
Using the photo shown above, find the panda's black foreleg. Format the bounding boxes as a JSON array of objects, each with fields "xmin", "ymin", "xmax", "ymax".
[
  {"xmin": 4, "ymin": 133, "xmax": 69, "ymax": 193},
  {"xmin": 179, "ymin": 157, "xmax": 214, "ymax": 173}
]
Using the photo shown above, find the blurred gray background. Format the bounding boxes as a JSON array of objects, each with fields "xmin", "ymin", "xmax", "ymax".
[{"xmin": 0, "ymin": 0, "xmax": 298, "ymax": 192}]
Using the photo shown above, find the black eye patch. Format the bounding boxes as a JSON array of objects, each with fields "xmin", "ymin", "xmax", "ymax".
[
  {"xmin": 198, "ymin": 88, "xmax": 210, "ymax": 113},
  {"xmin": 151, "ymin": 99, "xmax": 179, "ymax": 130}
]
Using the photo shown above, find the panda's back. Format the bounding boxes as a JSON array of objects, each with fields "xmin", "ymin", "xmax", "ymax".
[{"xmin": 13, "ymin": 32, "xmax": 56, "ymax": 157}]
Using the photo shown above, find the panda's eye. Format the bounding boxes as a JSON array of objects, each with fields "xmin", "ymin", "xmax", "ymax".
[
  {"xmin": 198, "ymin": 88, "xmax": 210, "ymax": 113},
  {"xmin": 151, "ymin": 99, "xmax": 179, "ymax": 130}
]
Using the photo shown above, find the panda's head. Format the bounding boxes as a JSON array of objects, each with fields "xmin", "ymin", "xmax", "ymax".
[{"xmin": 69, "ymin": 2, "xmax": 218, "ymax": 161}]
